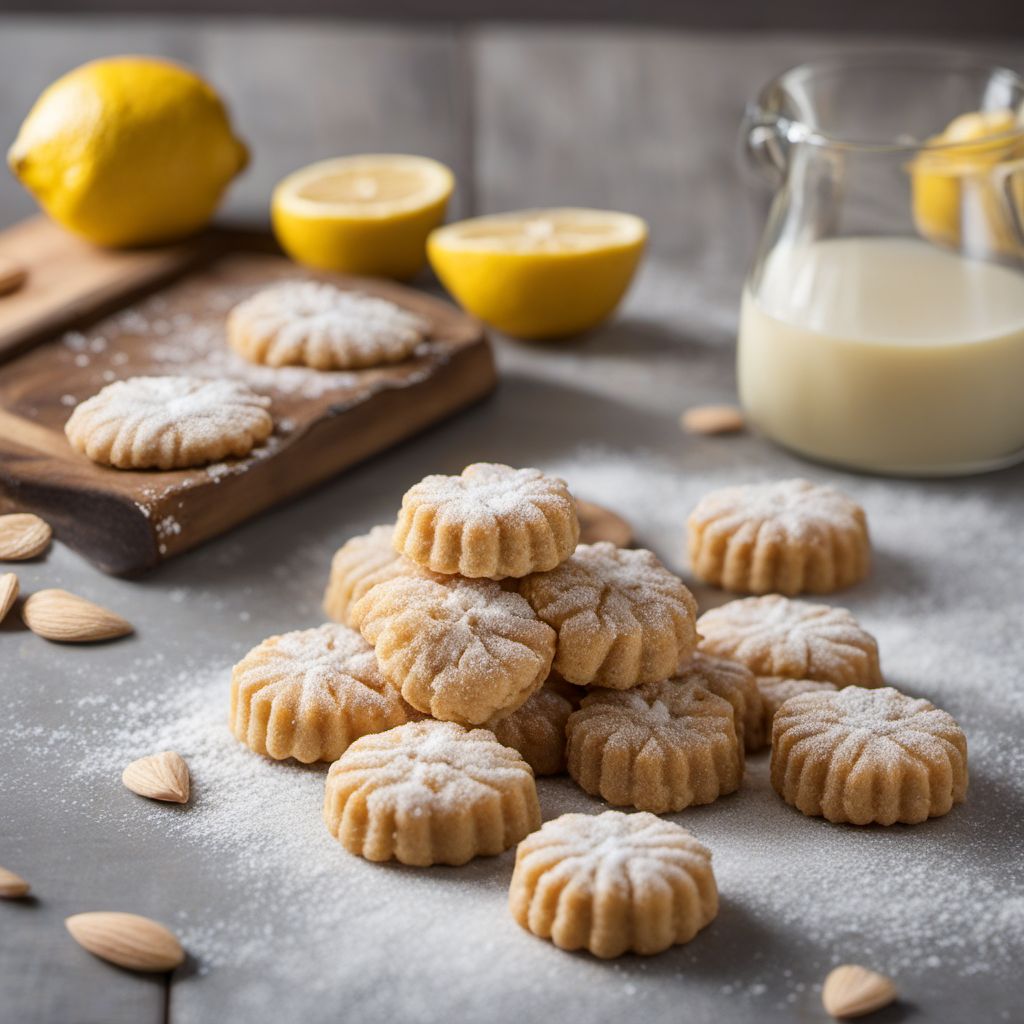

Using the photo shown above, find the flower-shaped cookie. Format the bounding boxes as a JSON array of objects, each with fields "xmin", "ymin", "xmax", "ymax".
[
  {"xmin": 323, "ymin": 524, "xmax": 415, "ymax": 627},
  {"xmin": 771, "ymin": 686, "xmax": 968, "ymax": 825},
  {"xmin": 688, "ymin": 478, "xmax": 871, "ymax": 595},
  {"xmin": 566, "ymin": 679, "xmax": 742, "ymax": 813},
  {"xmin": 393, "ymin": 463, "xmax": 579, "ymax": 579},
  {"xmin": 230, "ymin": 623, "xmax": 413, "ymax": 763},
  {"xmin": 65, "ymin": 375, "xmax": 273, "ymax": 470},
  {"xmin": 697, "ymin": 595, "xmax": 882, "ymax": 689},
  {"xmin": 675, "ymin": 652, "xmax": 765, "ymax": 752},
  {"xmin": 519, "ymin": 542, "xmax": 699, "ymax": 689},
  {"xmin": 509, "ymin": 810, "xmax": 718, "ymax": 958},
  {"xmin": 351, "ymin": 574, "xmax": 555, "ymax": 725},
  {"xmin": 323, "ymin": 719, "xmax": 540, "ymax": 865},
  {"xmin": 490, "ymin": 685, "xmax": 574, "ymax": 776},
  {"xmin": 227, "ymin": 280, "xmax": 428, "ymax": 370}
]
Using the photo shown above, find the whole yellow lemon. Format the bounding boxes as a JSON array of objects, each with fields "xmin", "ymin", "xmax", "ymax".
[{"xmin": 8, "ymin": 56, "xmax": 248, "ymax": 247}]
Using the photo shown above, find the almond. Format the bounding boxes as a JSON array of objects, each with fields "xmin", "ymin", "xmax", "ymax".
[
  {"xmin": 0, "ymin": 513, "xmax": 52, "ymax": 561},
  {"xmin": 122, "ymin": 751, "xmax": 190, "ymax": 804},
  {"xmin": 0, "ymin": 573, "xmax": 17, "ymax": 624},
  {"xmin": 0, "ymin": 256, "xmax": 26, "ymax": 296},
  {"xmin": 65, "ymin": 912, "xmax": 185, "ymax": 972},
  {"xmin": 22, "ymin": 589, "xmax": 133, "ymax": 643},
  {"xmin": 681, "ymin": 404, "xmax": 745, "ymax": 435},
  {"xmin": 822, "ymin": 964, "xmax": 897, "ymax": 1019},
  {"xmin": 0, "ymin": 866, "xmax": 30, "ymax": 899},
  {"xmin": 576, "ymin": 499, "xmax": 632, "ymax": 547}
]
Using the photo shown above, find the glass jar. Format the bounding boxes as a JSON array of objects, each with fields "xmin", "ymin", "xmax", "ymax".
[{"xmin": 739, "ymin": 54, "xmax": 1024, "ymax": 476}]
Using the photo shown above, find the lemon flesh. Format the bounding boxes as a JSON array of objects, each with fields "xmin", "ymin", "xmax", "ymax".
[
  {"xmin": 272, "ymin": 155, "xmax": 454, "ymax": 280},
  {"xmin": 8, "ymin": 56, "xmax": 248, "ymax": 248},
  {"xmin": 911, "ymin": 109, "xmax": 1024, "ymax": 256},
  {"xmin": 427, "ymin": 208, "xmax": 647, "ymax": 339}
]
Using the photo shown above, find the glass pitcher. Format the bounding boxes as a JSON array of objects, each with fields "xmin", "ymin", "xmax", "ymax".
[{"xmin": 739, "ymin": 54, "xmax": 1024, "ymax": 476}]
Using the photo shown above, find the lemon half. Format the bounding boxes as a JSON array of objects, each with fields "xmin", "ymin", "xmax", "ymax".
[
  {"xmin": 8, "ymin": 56, "xmax": 248, "ymax": 248},
  {"xmin": 272, "ymin": 154, "xmax": 454, "ymax": 279},
  {"xmin": 427, "ymin": 208, "xmax": 647, "ymax": 339}
]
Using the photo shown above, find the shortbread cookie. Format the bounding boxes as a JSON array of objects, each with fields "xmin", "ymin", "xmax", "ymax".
[
  {"xmin": 519, "ymin": 542, "xmax": 699, "ymax": 689},
  {"xmin": 323, "ymin": 524, "xmax": 415, "ymax": 626},
  {"xmin": 698, "ymin": 595, "xmax": 882, "ymax": 689},
  {"xmin": 509, "ymin": 810, "xmax": 718, "ymax": 958},
  {"xmin": 566, "ymin": 680, "xmax": 742, "ymax": 813},
  {"xmin": 676, "ymin": 652, "xmax": 765, "ymax": 753},
  {"xmin": 756, "ymin": 676, "xmax": 837, "ymax": 740},
  {"xmin": 771, "ymin": 686, "xmax": 968, "ymax": 825},
  {"xmin": 688, "ymin": 479, "xmax": 870, "ymax": 595},
  {"xmin": 394, "ymin": 463, "xmax": 579, "ymax": 579},
  {"xmin": 351, "ymin": 574, "xmax": 555, "ymax": 725},
  {"xmin": 65, "ymin": 376, "xmax": 273, "ymax": 470},
  {"xmin": 323, "ymin": 719, "xmax": 540, "ymax": 865},
  {"xmin": 490, "ymin": 685, "xmax": 574, "ymax": 776},
  {"xmin": 227, "ymin": 280, "xmax": 428, "ymax": 370},
  {"xmin": 230, "ymin": 623, "xmax": 413, "ymax": 763}
]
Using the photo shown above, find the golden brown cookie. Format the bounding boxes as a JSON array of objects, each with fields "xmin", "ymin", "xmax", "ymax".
[
  {"xmin": 676, "ymin": 652, "xmax": 765, "ymax": 753},
  {"xmin": 756, "ymin": 676, "xmax": 837, "ymax": 740},
  {"xmin": 697, "ymin": 595, "xmax": 882, "ymax": 689},
  {"xmin": 323, "ymin": 524, "xmax": 415, "ymax": 626},
  {"xmin": 771, "ymin": 686, "xmax": 968, "ymax": 825},
  {"xmin": 565, "ymin": 679, "xmax": 742, "ymax": 813},
  {"xmin": 323, "ymin": 719, "xmax": 540, "ymax": 865},
  {"xmin": 393, "ymin": 463, "xmax": 579, "ymax": 579},
  {"xmin": 351, "ymin": 573, "xmax": 555, "ymax": 725},
  {"xmin": 519, "ymin": 542, "xmax": 699, "ymax": 689},
  {"xmin": 490, "ymin": 685, "xmax": 573, "ymax": 776},
  {"xmin": 688, "ymin": 478, "xmax": 870, "ymax": 595},
  {"xmin": 227, "ymin": 280, "xmax": 428, "ymax": 370},
  {"xmin": 509, "ymin": 810, "xmax": 718, "ymax": 958},
  {"xmin": 230, "ymin": 624, "xmax": 414, "ymax": 763},
  {"xmin": 65, "ymin": 376, "xmax": 273, "ymax": 470}
]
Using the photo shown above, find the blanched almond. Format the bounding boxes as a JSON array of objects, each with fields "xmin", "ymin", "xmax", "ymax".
[
  {"xmin": 576, "ymin": 499, "xmax": 632, "ymax": 547},
  {"xmin": 681, "ymin": 404, "xmax": 745, "ymax": 435},
  {"xmin": 22, "ymin": 589, "xmax": 133, "ymax": 643},
  {"xmin": 0, "ymin": 513, "xmax": 51, "ymax": 561},
  {"xmin": 122, "ymin": 751, "xmax": 190, "ymax": 804},
  {"xmin": 822, "ymin": 964, "xmax": 897, "ymax": 1018},
  {"xmin": 0, "ymin": 866, "xmax": 30, "ymax": 898},
  {"xmin": 65, "ymin": 912, "xmax": 185, "ymax": 972},
  {"xmin": 0, "ymin": 573, "xmax": 17, "ymax": 624}
]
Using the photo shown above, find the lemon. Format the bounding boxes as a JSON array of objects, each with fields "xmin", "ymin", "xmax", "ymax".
[
  {"xmin": 427, "ymin": 208, "xmax": 647, "ymax": 339},
  {"xmin": 271, "ymin": 155, "xmax": 454, "ymax": 280},
  {"xmin": 911, "ymin": 108, "xmax": 1024, "ymax": 255},
  {"xmin": 8, "ymin": 56, "xmax": 248, "ymax": 248}
]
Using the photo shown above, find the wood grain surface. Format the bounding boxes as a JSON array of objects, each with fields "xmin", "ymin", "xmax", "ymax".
[{"xmin": 0, "ymin": 233, "xmax": 494, "ymax": 575}]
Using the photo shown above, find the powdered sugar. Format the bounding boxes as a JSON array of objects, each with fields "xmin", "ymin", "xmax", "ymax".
[{"xmin": 228, "ymin": 280, "xmax": 429, "ymax": 370}]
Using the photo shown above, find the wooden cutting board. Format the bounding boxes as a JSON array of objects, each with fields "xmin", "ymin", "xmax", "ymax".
[{"xmin": 0, "ymin": 218, "xmax": 496, "ymax": 575}]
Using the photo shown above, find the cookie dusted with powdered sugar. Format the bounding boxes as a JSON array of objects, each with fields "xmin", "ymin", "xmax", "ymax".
[
  {"xmin": 393, "ymin": 463, "xmax": 580, "ymax": 579},
  {"xmin": 519, "ymin": 542, "xmax": 699, "ymax": 690},
  {"xmin": 697, "ymin": 595, "xmax": 882, "ymax": 689},
  {"xmin": 489, "ymin": 684, "xmax": 573, "ymax": 776},
  {"xmin": 323, "ymin": 719, "xmax": 540, "ymax": 866},
  {"xmin": 674, "ymin": 652, "xmax": 765, "ymax": 753},
  {"xmin": 228, "ymin": 280, "xmax": 428, "ymax": 370},
  {"xmin": 688, "ymin": 478, "xmax": 870, "ymax": 595},
  {"xmin": 230, "ymin": 624, "xmax": 415, "ymax": 763},
  {"xmin": 771, "ymin": 686, "xmax": 968, "ymax": 825},
  {"xmin": 509, "ymin": 811, "xmax": 718, "ymax": 958},
  {"xmin": 65, "ymin": 375, "xmax": 273, "ymax": 470}
]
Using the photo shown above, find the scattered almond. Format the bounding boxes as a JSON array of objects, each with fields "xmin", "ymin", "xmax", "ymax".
[
  {"xmin": 22, "ymin": 588, "xmax": 133, "ymax": 643},
  {"xmin": 681, "ymin": 403, "xmax": 745, "ymax": 435},
  {"xmin": 65, "ymin": 912, "xmax": 185, "ymax": 973},
  {"xmin": 576, "ymin": 499, "xmax": 632, "ymax": 547},
  {"xmin": 0, "ymin": 513, "xmax": 52, "ymax": 561},
  {"xmin": 0, "ymin": 572, "xmax": 17, "ymax": 624},
  {"xmin": 122, "ymin": 751, "xmax": 190, "ymax": 804},
  {"xmin": 0, "ymin": 866, "xmax": 30, "ymax": 899},
  {"xmin": 822, "ymin": 964, "xmax": 898, "ymax": 1019},
  {"xmin": 0, "ymin": 255, "xmax": 27, "ymax": 296}
]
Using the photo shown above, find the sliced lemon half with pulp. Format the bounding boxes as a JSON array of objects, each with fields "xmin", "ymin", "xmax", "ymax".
[
  {"xmin": 428, "ymin": 208, "xmax": 648, "ymax": 339},
  {"xmin": 272, "ymin": 154, "xmax": 455, "ymax": 280}
]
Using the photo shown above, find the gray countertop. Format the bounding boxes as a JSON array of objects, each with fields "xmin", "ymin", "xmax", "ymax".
[{"xmin": 1, "ymin": 18, "xmax": 1021, "ymax": 1024}]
